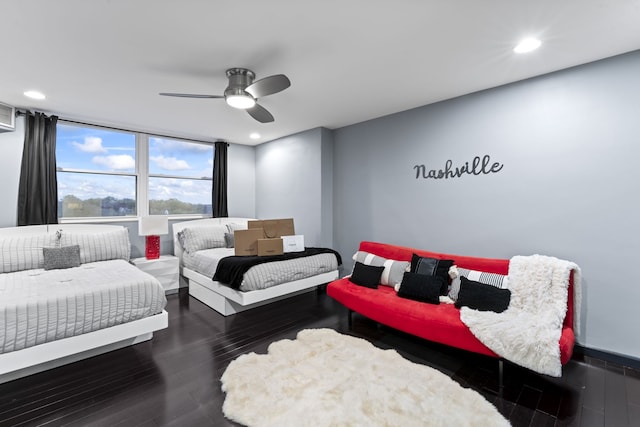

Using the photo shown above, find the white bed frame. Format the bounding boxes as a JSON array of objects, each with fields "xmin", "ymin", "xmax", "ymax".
[
  {"xmin": 0, "ymin": 224, "xmax": 169, "ymax": 385},
  {"xmin": 173, "ymin": 218, "xmax": 339, "ymax": 316}
]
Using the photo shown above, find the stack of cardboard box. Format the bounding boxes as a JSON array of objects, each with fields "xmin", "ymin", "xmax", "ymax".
[{"xmin": 234, "ymin": 218, "xmax": 303, "ymax": 256}]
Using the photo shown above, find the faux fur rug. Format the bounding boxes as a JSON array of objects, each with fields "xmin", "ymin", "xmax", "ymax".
[
  {"xmin": 221, "ymin": 329, "xmax": 510, "ymax": 427},
  {"xmin": 460, "ymin": 255, "xmax": 581, "ymax": 377}
]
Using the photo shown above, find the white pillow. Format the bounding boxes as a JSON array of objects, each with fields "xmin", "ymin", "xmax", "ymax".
[
  {"xmin": 181, "ymin": 225, "xmax": 227, "ymax": 253},
  {"xmin": 226, "ymin": 222, "xmax": 247, "ymax": 233},
  {"xmin": 352, "ymin": 251, "xmax": 410, "ymax": 287},
  {"xmin": 60, "ymin": 228, "xmax": 131, "ymax": 263},
  {"xmin": 0, "ymin": 233, "xmax": 57, "ymax": 273}
]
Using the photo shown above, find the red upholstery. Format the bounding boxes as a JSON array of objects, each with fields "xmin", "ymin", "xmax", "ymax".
[{"xmin": 327, "ymin": 241, "xmax": 576, "ymax": 365}]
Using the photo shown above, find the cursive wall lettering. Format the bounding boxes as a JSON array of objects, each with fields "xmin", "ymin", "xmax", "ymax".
[{"xmin": 413, "ymin": 155, "xmax": 504, "ymax": 180}]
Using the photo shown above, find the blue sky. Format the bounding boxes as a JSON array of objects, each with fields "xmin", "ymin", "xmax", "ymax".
[{"xmin": 56, "ymin": 124, "xmax": 213, "ymax": 204}]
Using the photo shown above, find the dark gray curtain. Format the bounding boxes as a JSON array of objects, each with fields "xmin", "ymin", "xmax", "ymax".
[
  {"xmin": 17, "ymin": 111, "xmax": 59, "ymax": 225},
  {"xmin": 212, "ymin": 141, "xmax": 228, "ymax": 217}
]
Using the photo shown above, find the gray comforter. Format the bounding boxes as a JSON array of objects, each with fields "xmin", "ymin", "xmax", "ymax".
[{"xmin": 0, "ymin": 259, "xmax": 167, "ymax": 354}]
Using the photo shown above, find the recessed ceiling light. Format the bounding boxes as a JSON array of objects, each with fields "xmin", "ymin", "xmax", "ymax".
[
  {"xmin": 514, "ymin": 38, "xmax": 541, "ymax": 54},
  {"xmin": 250, "ymin": 133, "xmax": 260, "ymax": 139},
  {"xmin": 24, "ymin": 90, "xmax": 46, "ymax": 100}
]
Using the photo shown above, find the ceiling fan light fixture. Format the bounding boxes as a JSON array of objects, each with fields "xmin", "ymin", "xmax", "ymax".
[{"xmin": 226, "ymin": 94, "xmax": 256, "ymax": 109}]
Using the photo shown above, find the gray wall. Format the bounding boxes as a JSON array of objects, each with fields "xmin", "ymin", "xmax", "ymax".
[
  {"xmin": 255, "ymin": 127, "xmax": 333, "ymax": 247},
  {"xmin": 227, "ymin": 143, "xmax": 256, "ymax": 219},
  {"xmin": 333, "ymin": 50, "xmax": 640, "ymax": 360}
]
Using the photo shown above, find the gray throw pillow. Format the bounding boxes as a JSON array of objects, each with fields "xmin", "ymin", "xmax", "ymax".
[
  {"xmin": 224, "ymin": 232, "xmax": 235, "ymax": 248},
  {"xmin": 43, "ymin": 245, "xmax": 81, "ymax": 270}
]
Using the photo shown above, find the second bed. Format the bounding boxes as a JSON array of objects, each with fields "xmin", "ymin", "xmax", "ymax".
[{"xmin": 173, "ymin": 218, "xmax": 340, "ymax": 316}]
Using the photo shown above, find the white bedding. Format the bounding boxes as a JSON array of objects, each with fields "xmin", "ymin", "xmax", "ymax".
[
  {"xmin": 0, "ymin": 259, "xmax": 167, "ymax": 354},
  {"xmin": 183, "ymin": 247, "xmax": 235, "ymax": 278},
  {"xmin": 183, "ymin": 248, "xmax": 339, "ymax": 292}
]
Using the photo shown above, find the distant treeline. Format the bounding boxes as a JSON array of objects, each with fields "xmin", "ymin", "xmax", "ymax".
[{"xmin": 58, "ymin": 195, "xmax": 212, "ymax": 217}]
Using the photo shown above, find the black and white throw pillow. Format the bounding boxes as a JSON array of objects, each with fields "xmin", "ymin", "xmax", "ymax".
[
  {"xmin": 448, "ymin": 267, "xmax": 509, "ymax": 301},
  {"xmin": 352, "ymin": 251, "xmax": 410, "ymax": 287}
]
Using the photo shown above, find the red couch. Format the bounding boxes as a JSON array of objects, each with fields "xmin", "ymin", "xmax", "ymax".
[{"xmin": 327, "ymin": 241, "xmax": 576, "ymax": 365}]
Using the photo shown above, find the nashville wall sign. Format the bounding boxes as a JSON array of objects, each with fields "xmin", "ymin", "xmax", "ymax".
[{"xmin": 413, "ymin": 154, "xmax": 504, "ymax": 180}]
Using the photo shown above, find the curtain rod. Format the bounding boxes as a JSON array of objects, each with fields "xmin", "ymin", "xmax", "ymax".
[{"xmin": 15, "ymin": 110, "xmax": 227, "ymax": 146}]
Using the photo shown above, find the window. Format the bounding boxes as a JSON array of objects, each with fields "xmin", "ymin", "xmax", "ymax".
[
  {"xmin": 147, "ymin": 137, "xmax": 213, "ymax": 215},
  {"xmin": 56, "ymin": 122, "xmax": 213, "ymax": 220}
]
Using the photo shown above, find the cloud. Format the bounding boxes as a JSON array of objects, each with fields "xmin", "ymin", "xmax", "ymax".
[
  {"xmin": 150, "ymin": 138, "xmax": 212, "ymax": 154},
  {"xmin": 57, "ymin": 173, "xmax": 135, "ymax": 200},
  {"xmin": 72, "ymin": 136, "xmax": 108, "ymax": 153},
  {"xmin": 150, "ymin": 155, "xmax": 190, "ymax": 171},
  {"xmin": 148, "ymin": 177, "xmax": 211, "ymax": 204},
  {"xmin": 92, "ymin": 154, "xmax": 135, "ymax": 170}
]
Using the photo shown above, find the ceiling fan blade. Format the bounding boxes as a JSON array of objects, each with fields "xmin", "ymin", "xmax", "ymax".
[
  {"xmin": 245, "ymin": 74, "xmax": 290, "ymax": 98},
  {"xmin": 247, "ymin": 103, "xmax": 274, "ymax": 123},
  {"xmin": 159, "ymin": 93, "xmax": 224, "ymax": 99}
]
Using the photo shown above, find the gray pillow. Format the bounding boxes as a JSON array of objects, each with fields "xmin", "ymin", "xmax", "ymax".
[
  {"xmin": 352, "ymin": 251, "xmax": 410, "ymax": 287},
  {"xmin": 43, "ymin": 245, "xmax": 81, "ymax": 270},
  {"xmin": 224, "ymin": 232, "xmax": 235, "ymax": 248},
  {"xmin": 181, "ymin": 225, "xmax": 227, "ymax": 253}
]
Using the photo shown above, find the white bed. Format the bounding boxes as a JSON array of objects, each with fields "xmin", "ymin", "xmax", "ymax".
[
  {"xmin": 173, "ymin": 218, "xmax": 339, "ymax": 316},
  {"xmin": 0, "ymin": 224, "xmax": 168, "ymax": 384}
]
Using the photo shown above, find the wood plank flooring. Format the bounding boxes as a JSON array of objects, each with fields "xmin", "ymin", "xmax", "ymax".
[{"xmin": 0, "ymin": 288, "xmax": 638, "ymax": 426}]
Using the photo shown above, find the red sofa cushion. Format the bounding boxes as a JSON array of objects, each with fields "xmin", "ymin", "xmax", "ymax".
[{"xmin": 328, "ymin": 278, "xmax": 498, "ymax": 357}]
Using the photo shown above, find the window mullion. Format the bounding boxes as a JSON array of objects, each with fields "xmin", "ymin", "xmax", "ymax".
[{"xmin": 137, "ymin": 133, "xmax": 149, "ymax": 216}]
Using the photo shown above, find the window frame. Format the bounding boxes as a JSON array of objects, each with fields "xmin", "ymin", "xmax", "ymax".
[{"xmin": 56, "ymin": 121, "xmax": 214, "ymax": 223}]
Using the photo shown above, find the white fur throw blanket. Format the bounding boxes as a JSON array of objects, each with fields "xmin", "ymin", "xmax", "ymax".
[{"xmin": 460, "ymin": 255, "xmax": 581, "ymax": 377}]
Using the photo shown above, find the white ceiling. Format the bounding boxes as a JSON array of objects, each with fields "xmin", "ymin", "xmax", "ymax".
[{"xmin": 2, "ymin": 0, "xmax": 640, "ymax": 145}]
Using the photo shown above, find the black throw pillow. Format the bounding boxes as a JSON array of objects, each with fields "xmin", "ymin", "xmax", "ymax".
[
  {"xmin": 349, "ymin": 262, "xmax": 384, "ymax": 289},
  {"xmin": 454, "ymin": 276, "xmax": 511, "ymax": 313},
  {"xmin": 396, "ymin": 272, "xmax": 441, "ymax": 305},
  {"xmin": 410, "ymin": 254, "xmax": 454, "ymax": 296}
]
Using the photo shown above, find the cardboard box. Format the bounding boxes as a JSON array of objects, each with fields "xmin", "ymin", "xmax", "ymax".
[
  {"xmin": 282, "ymin": 235, "xmax": 305, "ymax": 253},
  {"xmin": 234, "ymin": 228, "xmax": 264, "ymax": 256},
  {"xmin": 257, "ymin": 238, "xmax": 284, "ymax": 256},
  {"xmin": 248, "ymin": 218, "xmax": 295, "ymax": 239}
]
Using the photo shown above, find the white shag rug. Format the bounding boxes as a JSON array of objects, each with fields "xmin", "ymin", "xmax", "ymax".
[{"xmin": 221, "ymin": 328, "xmax": 510, "ymax": 427}]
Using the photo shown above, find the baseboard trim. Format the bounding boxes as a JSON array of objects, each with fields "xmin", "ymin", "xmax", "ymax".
[{"xmin": 574, "ymin": 345, "xmax": 640, "ymax": 370}]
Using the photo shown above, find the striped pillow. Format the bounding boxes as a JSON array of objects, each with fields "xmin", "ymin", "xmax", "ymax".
[
  {"xmin": 181, "ymin": 225, "xmax": 227, "ymax": 253},
  {"xmin": 0, "ymin": 233, "xmax": 57, "ymax": 273},
  {"xmin": 352, "ymin": 251, "xmax": 410, "ymax": 287},
  {"xmin": 448, "ymin": 267, "xmax": 509, "ymax": 301},
  {"xmin": 60, "ymin": 228, "xmax": 131, "ymax": 263}
]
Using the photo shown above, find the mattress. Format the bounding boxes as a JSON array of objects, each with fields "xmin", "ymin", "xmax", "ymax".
[
  {"xmin": 183, "ymin": 248, "xmax": 339, "ymax": 291},
  {"xmin": 0, "ymin": 259, "xmax": 167, "ymax": 354}
]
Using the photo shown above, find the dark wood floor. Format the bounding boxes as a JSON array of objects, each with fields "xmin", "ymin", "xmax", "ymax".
[{"xmin": 1, "ymin": 288, "xmax": 639, "ymax": 426}]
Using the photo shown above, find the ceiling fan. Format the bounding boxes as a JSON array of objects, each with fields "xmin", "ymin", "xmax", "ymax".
[{"xmin": 159, "ymin": 68, "xmax": 291, "ymax": 123}]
